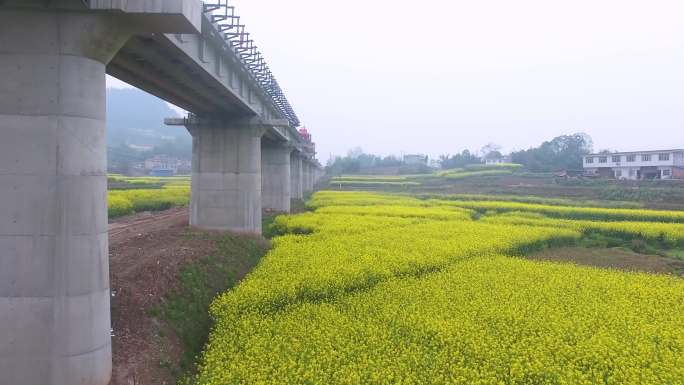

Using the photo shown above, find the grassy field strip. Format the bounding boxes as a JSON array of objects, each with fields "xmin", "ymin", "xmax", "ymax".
[
  {"xmin": 416, "ymin": 192, "xmax": 643, "ymax": 209},
  {"xmin": 330, "ymin": 180, "xmax": 420, "ymax": 187},
  {"xmin": 442, "ymin": 169, "xmax": 514, "ymax": 179},
  {"xmin": 195, "ymin": 191, "xmax": 684, "ymax": 384},
  {"xmin": 328, "ymin": 164, "xmax": 525, "ymax": 185},
  {"xmin": 309, "ymin": 191, "xmax": 684, "ymax": 222},
  {"xmin": 331, "ymin": 175, "xmax": 410, "ymax": 182},
  {"xmin": 432, "ymin": 198, "xmax": 684, "ymax": 223}
]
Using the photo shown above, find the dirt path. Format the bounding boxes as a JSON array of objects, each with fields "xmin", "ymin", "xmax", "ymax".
[
  {"xmin": 109, "ymin": 206, "xmax": 189, "ymax": 247},
  {"xmin": 109, "ymin": 207, "xmax": 217, "ymax": 385},
  {"xmin": 526, "ymin": 246, "xmax": 684, "ymax": 277}
]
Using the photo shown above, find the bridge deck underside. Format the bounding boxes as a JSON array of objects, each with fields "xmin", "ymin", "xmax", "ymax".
[{"xmin": 107, "ymin": 35, "xmax": 250, "ymax": 118}]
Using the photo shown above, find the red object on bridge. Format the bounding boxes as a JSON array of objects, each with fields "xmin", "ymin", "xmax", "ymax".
[{"xmin": 298, "ymin": 127, "xmax": 311, "ymax": 142}]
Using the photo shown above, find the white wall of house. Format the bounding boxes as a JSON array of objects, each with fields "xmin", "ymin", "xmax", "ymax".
[
  {"xmin": 484, "ymin": 157, "xmax": 511, "ymax": 165},
  {"xmin": 612, "ymin": 167, "xmax": 640, "ymax": 180},
  {"xmin": 583, "ymin": 150, "xmax": 683, "ymax": 180},
  {"xmin": 584, "ymin": 151, "xmax": 681, "ymax": 169},
  {"xmin": 404, "ymin": 155, "xmax": 428, "ymax": 165},
  {"xmin": 674, "ymin": 152, "xmax": 684, "ymax": 166},
  {"xmin": 144, "ymin": 155, "xmax": 180, "ymax": 173}
]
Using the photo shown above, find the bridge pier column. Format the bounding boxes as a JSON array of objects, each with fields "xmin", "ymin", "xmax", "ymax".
[
  {"xmin": 261, "ymin": 143, "xmax": 292, "ymax": 213},
  {"xmin": 303, "ymin": 162, "xmax": 314, "ymax": 193},
  {"xmin": 290, "ymin": 154, "xmax": 304, "ymax": 199},
  {"xmin": 308, "ymin": 163, "xmax": 314, "ymax": 191},
  {"xmin": 312, "ymin": 165, "xmax": 318, "ymax": 189},
  {"xmin": 0, "ymin": 10, "xmax": 134, "ymax": 385},
  {"xmin": 189, "ymin": 121, "xmax": 264, "ymax": 234},
  {"xmin": 312, "ymin": 165, "xmax": 318, "ymax": 188}
]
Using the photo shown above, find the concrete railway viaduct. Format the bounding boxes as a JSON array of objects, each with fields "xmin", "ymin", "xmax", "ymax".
[{"xmin": 0, "ymin": 1, "xmax": 321, "ymax": 383}]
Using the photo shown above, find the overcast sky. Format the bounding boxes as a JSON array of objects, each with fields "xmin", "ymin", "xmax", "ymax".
[{"xmin": 107, "ymin": 0, "xmax": 684, "ymax": 161}]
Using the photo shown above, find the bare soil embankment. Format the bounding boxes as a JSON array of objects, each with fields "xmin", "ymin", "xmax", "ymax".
[
  {"xmin": 109, "ymin": 207, "xmax": 212, "ymax": 385},
  {"xmin": 108, "ymin": 206, "xmax": 270, "ymax": 385}
]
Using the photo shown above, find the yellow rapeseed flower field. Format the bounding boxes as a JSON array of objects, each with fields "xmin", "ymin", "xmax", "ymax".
[
  {"xmin": 196, "ymin": 191, "xmax": 684, "ymax": 385},
  {"xmin": 107, "ymin": 175, "xmax": 190, "ymax": 217}
]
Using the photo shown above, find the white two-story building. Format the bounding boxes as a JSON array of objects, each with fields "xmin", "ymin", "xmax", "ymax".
[
  {"xmin": 484, "ymin": 155, "xmax": 512, "ymax": 165},
  {"xmin": 583, "ymin": 149, "xmax": 684, "ymax": 180}
]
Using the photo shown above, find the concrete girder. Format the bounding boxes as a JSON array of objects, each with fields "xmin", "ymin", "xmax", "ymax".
[
  {"xmin": 89, "ymin": 0, "xmax": 203, "ymax": 34},
  {"xmin": 155, "ymin": 29, "xmax": 262, "ymax": 117},
  {"xmin": 107, "ymin": 47, "xmax": 222, "ymax": 115},
  {"xmin": 109, "ymin": 34, "xmax": 245, "ymax": 116},
  {"xmin": 0, "ymin": 5, "xmax": 200, "ymax": 385}
]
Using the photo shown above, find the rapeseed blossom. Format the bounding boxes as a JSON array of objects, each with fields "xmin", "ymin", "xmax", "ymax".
[{"xmin": 196, "ymin": 191, "xmax": 684, "ymax": 385}]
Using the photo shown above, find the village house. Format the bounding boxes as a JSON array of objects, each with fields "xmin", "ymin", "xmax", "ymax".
[
  {"xmin": 403, "ymin": 154, "xmax": 428, "ymax": 166},
  {"xmin": 484, "ymin": 155, "xmax": 512, "ymax": 165},
  {"xmin": 143, "ymin": 154, "xmax": 192, "ymax": 176},
  {"xmin": 583, "ymin": 149, "xmax": 684, "ymax": 180}
]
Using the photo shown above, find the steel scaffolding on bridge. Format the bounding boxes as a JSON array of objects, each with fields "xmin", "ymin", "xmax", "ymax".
[{"xmin": 203, "ymin": 1, "xmax": 300, "ymax": 127}]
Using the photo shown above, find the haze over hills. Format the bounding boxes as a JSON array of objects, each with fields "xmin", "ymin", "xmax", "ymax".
[
  {"xmin": 107, "ymin": 88, "xmax": 189, "ymax": 148},
  {"xmin": 106, "ymin": 88, "xmax": 191, "ymax": 171}
]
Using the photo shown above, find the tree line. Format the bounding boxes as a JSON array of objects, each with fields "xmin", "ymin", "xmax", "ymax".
[{"xmin": 326, "ymin": 133, "xmax": 594, "ymax": 175}]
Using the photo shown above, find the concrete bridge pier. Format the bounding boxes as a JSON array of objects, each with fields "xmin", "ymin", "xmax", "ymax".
[
  {"xmin": 309, "ymin": 163, "xmax": 316, "ymax": 191},
  {"xmin": 313, "ymin": 165, "xmax": 319, "ymax": 187},
  {"xmin": 301, "ymin": 162, "xmax": 310, "ymax": 193},
  {"xmin": 303, "ymin": 162, "xmax": 314, "ymax": 193},
  {"xmin": 313, "ymin": 167, "xmax": 321, "ymax": 184},
  {"xmin": 308, "ymin": 163, "xmax": 315, "ymax": 191},
  {"xmin": 188, "ymin": 119, "xmax": 265, "ymax": 234},
  {"xmin": 0, "ymin": 10, "xmax": 135, "ymax": 385},
  {"xmin": 290, "ymin": 154, "xmax": 304, "ymax": 199},
  {"xmin": 262, "ymin": 142, "xmax": 292, "ymax": 213},
  {"xmin": 0, "ymin": 4, "xmax": 200, "ymax": 385}
]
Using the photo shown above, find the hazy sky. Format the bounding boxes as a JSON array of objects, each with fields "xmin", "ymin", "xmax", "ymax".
[{"xmin": 107, "ymin": 0, "xmax": 684, "ymax": 161}]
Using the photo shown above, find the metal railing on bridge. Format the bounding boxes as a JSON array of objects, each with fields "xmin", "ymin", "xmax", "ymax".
[{"xmin": 203, "ymin": 1, "xmax": 300, "ymax": 128}]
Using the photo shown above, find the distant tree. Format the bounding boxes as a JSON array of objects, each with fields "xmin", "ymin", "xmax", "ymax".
[
  {"xmin": 377, "ymin": 155, "xmax": 403, "ymax": 167},
  {"xmin": 440, "ymin": 149, "xmax": 481, "ymax": 169},
  {"xmin": 151, "ymin": 140, "xmax": 192, "ymax": 159},
  {"xmin": 326, "ymin": 155, "xmax": 361, "ymax": 175},
  {"xmin": 325, "ymin": 149, "xmax": 404, "ymax": 175},
  {"xmin": 483, "ymin": 150, "xmax": 503, "ymax": 160},
  {"xmin": 510, "ymin": 133, "xmax": 593, "ymax": 172},
  {"xmin": 480, "ymin": 143, "xmax": 502, "ymax": 159},
  {"xmin": 347, "ymin": 147, "xmax": 365, "ymax": 159},
  {"xmin": 438, "ymin": 154, "xmax": 451, "ymax": 166}
]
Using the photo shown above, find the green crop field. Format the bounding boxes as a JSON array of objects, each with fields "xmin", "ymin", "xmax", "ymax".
[
  {"xmin": 327, "ymin": 164, "xmax": 684, "ymax": 211},
  {"xmin": 107, "ymin": 174, "xmax": 190, "ymax": 218},
  {"xmin": 194, "ymin": 190, "xmax": 684, "ymax": 384}
]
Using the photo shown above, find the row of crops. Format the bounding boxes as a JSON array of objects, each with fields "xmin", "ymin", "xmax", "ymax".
[
  {"xmin": 329, "ymin": 175, "xmax": 420, "ymax": 187},
  {"xmin": 195, "ymin": 190, "xmax": 684, "ymax": 384},
  {"xmin": 329, "ymin": 163, "xmax": 523, "ymax": 187},
  {"xmin": 107, "ymin": 175, "xmax": 190, "ymax": 217},
  {"xmin": 435, "ymin": 163, "xmax": 523, "ymax": 179}
]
